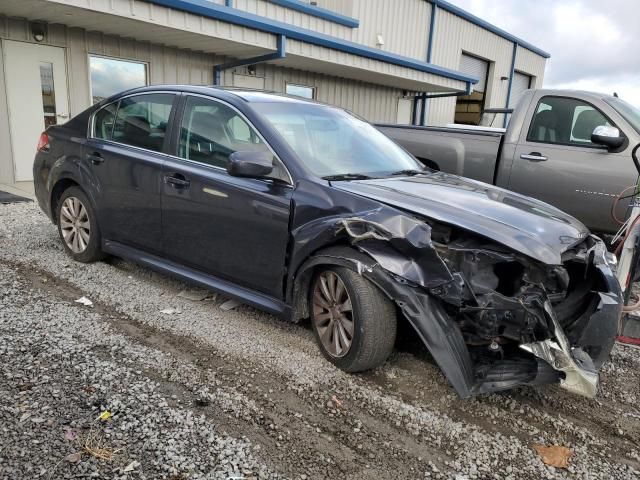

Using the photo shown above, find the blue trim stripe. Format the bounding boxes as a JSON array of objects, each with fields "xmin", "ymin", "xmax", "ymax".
[
  {"xmin": 267, "ymin": 0, "xmax": 359, "ymax": 28},
  {"xmin": 426, "ymin": 3, "xmax": 437, "ymax": 63},
  {"xmin": 147, "ymin": 0, "xmax": 479, "ymax": 85},
  {"xmin": 429, "ymin": 0, "xmax": 550, "ymax": 59},
  {"xmin": 503, "ymin": 43, "xmax": 517, "ymax": 127}
]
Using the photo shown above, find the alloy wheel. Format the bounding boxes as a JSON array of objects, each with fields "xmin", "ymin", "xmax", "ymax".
[
  {"xmin": 59, "ymin": 197, "xmax": 91, "ymax": 253},
  {"xmin": 312, "ymin": 271, "xmax": 354, "ymax": 358}
]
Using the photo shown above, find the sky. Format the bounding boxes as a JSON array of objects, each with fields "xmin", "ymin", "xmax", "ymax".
[{"xmin": 449, "ymin": 0, "xmax": 640, "ymax": 107}]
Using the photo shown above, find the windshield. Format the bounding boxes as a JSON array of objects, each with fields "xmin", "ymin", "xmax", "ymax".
[
  {"xmin": 252, "ymin": 102, "xmax": 423, "ymax": 178},
  {"xmin": 606, "ymin": 97, "xmax": 640, "ymax": 135}
]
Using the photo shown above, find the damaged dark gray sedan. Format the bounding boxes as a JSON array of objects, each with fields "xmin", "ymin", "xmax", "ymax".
[{"xmin": 34, "ymin": 86, "xmax": 623, "ymax": 398}]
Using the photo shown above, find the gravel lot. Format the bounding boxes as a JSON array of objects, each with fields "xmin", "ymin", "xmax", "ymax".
[{"xmin": 1, "ymin": 201, "xmax": 639, "ymax": 479}]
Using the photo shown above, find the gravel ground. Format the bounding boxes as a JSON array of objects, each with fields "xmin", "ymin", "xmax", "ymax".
[{"xmin": 1, "ymin": 201, "xmax": 639, "ymax": 480}]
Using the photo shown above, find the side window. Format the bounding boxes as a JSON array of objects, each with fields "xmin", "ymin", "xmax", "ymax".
[
  {"xmin": 112, "ymin": 93, "xmax": 175, "ymax": 152},
  {"xmin": 179, "ymin": 96, "xmax": 286, "ymax": 180},
  {"xmin": 93, "ymin": 103, "xmax": 118, "ymax": 140},
  {"xmin": 527, "ymin": 96, "xmax": 611, "ymax": 146}
]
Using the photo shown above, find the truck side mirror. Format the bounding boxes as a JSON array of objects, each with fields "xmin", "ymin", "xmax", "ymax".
[{"xmin": 591, "ymin": 125, "xmax": 625, "ymax": 151}]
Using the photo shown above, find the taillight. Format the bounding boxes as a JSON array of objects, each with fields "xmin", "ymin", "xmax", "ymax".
[{"xmin": 37, "ymin": 132, "xmax": 50, "ymax": 152}]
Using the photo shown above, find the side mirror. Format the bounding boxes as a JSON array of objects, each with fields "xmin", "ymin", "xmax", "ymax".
[
  {"xmin": 227, "ymin": 151, "xmax": 273, "ymax": 178},
  {"xmin": 591, "ymin": 125, "xmax": 625, "ymax": 151}
]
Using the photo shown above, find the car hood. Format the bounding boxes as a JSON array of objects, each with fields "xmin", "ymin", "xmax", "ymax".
[{"xmin": 332, "ymin": 172, "xmax": 589, "ymax": 265}]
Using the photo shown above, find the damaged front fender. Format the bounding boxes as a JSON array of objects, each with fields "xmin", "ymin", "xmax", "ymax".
[{"xmin": 287, "ymin": 183, "xmax": 621, "ymax": 398}]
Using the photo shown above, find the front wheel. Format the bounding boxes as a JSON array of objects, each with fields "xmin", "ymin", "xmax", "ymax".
[
  {"xmin": 56, "ymin": 186, "xmax": 104, "ymax": 263},
  {"xmin": 310, "ymin": 266, "xmax": 397, "ymax": 372}
]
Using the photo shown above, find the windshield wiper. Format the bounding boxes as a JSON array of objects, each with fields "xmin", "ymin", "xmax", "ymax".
[
  {"xmin": 322, "ymin": 173, "xmax": 373, "ymax": 181},
  {"xmin": 389, "ymin": 169, "xmax": 426, "ymax": 176}
]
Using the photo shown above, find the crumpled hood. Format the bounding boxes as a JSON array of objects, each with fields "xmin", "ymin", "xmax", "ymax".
[{"xmin": 332, "ymin": 172, "xmax": 589, "ymax": 265}]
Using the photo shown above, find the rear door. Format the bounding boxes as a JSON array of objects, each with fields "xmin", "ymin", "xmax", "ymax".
[
  {"xmin": 86, "ymin": 92, "xmax": 177, "ymax": 253},
  {"xmin": 161, "ymin": 94, "xmax": 292, "ymax": 297},
  {"xmin": 508, "ymin": 95, "xmax": 632, "ymax": 233}
]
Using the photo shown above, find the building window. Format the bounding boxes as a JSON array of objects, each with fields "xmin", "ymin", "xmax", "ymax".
[
  {"xmin": 286, "ymin": 83, "xmax": 316, "ymax": 99},
  {"xmin": 89, "ymin": 55, "xmax": 147, "ymax": 104},
  {"xmin": 455, "ymin": 53, "xmax": 490, "ymax": 125}
]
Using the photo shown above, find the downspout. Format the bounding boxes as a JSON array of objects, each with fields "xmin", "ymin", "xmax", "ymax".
[
  {"xmin": 503, "ymin": 42, "xmax": 517, "ymax": 127},
  {"xmin": 419, "ymin": 2, "xmax": 438, "ymax": 126},
  {"xmin": 225, "ymin": 0, "xmax": 233, "ymax": 6},
  {"xmin": 214, "ymin": 34, "xmax": 286, "ymax": 86}
]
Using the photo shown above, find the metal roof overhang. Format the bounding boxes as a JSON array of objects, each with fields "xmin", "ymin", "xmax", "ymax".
[{"xmin": 2, "ymin": 0, "xmax": 476, "ymax": 92}]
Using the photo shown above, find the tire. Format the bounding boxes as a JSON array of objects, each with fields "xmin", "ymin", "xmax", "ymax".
[
  {"xmin": 56, "ymin": 186, "xmax": 104, "ymax": 263},
  {"xmin": 310, "ymin": 265, "xmax": 397, "ymax": 372}
]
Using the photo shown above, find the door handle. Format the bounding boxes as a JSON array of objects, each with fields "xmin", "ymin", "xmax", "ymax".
[
  {"xmin": 57, "ymin": 113, "xmax": 69, "ymax": 119},
  {"xmin": 520, "ymin": 152, "xmax": 548, "ymax": 162},
  {"xmin": 86, "ymin": 152, "xmax": 104, "ymax": 165},
  {"xmin": 164, "ymin": 174, "xmax": 191, "ymax": 188}
]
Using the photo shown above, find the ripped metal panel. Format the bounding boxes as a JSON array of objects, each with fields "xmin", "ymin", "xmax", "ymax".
[{"xmin": 521, "ymin": 300, "xmax": 598, "ymax": 398}]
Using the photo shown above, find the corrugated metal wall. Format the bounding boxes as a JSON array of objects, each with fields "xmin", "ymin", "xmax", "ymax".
[{"xmin": 232, "ymin": 0, "xmax": 430, "ymax": 61}]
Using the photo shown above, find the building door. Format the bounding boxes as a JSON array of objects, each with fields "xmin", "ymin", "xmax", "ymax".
[
  {"xmin": 455, "ymin": 53, "xmax": 489, "ymax": 125},
  {"xmin": 509, "ymin": 72, "xmax": 532, "ymax": 108},
  {"xmin": 3, "ymin": 40, "xmax": 70, "ymax": 181}
]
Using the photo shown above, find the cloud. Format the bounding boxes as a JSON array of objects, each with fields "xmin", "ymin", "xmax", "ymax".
[
  {"xmin": 90, "ymin": 57, "xmax": 147, "ymax": 101},
  {"xmin": 448, "ymin": 0, "xmax": 640, "ymax": 107}
]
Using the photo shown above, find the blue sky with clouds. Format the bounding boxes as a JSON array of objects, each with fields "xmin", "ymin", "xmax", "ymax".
[{"xmin": 449, "ymin": 0, "xmax": 640, "ymax": 107}]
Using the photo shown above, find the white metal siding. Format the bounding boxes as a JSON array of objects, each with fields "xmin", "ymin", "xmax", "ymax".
[
  {"xmin": 514, "ymin": 46, "xmax": 545, "ymax": 88},
  {"xmin": 232, "ymin": 0, "xmax": 430, "ymax": 61}
]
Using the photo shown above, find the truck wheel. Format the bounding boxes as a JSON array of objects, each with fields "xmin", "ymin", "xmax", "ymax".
[
  {"xmin": 56, "ymin": 186, "xmax": 104, "ymax": 263},
  {"xmin": 310, "ymin": 266, "xmax": 397, "ymax": 372}
]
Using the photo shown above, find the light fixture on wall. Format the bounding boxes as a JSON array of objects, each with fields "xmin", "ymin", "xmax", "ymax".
[
  {"xmin": 376, "ymin": 34, "xmax": 385, "ymax": 47},
  {"xmin": 31, "ymin": 23, "xmax": 46, "ymax": 42}
]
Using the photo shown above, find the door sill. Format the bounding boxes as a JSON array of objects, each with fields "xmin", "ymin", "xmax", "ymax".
[{"xmin": 102, "ymin": 240, "xmax": 289, "ymax": 318}]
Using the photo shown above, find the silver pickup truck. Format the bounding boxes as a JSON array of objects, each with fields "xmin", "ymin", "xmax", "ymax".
[{"xmin": 378, "ymin": 89, "xmax": 640, "ymax": 234}]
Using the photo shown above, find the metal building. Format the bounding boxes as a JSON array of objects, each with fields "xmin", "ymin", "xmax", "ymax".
[{"xmin": 0, "ymin": 0, "xmax": 548, "ymax": 193}]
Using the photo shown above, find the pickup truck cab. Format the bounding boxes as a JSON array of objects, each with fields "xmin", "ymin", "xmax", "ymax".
[{"xmin": 378, "ymin": 89, "xmax": 640, "ymax": 234}]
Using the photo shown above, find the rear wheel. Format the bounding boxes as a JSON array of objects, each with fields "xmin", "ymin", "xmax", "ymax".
[
  {"xmin": 310, "ymin": 266, "xmax": 396, "ymax": 372},
  {"xmin": 56, "ymin": 186, "xmax": 104, "ymax": 263}
]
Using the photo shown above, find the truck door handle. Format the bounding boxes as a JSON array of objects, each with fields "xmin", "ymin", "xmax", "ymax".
[
  {"xmin": 520, "ymin": 152, "xmax": 548, "ymax": 162},
  {"xmin": 86, "ymin": 152, "xmax": 104, "ymax": 164},
  {"xmin": 164, "ymin": 174, "xmax": 191, "ymax": 188}
]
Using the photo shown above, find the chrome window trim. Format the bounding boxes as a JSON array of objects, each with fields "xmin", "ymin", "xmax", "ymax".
[{"xmin": 88, "ymin": 90, "xmax": 294, "ymax": 187}]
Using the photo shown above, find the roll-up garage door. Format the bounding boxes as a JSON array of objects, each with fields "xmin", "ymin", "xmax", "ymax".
[
  {"xmin": 510, "ymin": 72, "xmax": 532, "ymax": 108},
  {"xmin": 459, "ymin": 53, "xmax": 488, "ymax": 93}
]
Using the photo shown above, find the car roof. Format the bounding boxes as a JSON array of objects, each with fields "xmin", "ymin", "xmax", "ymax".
[{"xmin": 111, "ymin": 84, "xmax": 324, "ymax": 106}]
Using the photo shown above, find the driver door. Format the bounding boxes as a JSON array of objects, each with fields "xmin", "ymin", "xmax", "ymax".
[
  {"xmin": 161, "ymin": 95, "xmax": 293, "ymax": 298},
  {"xmin": 508, "ymin": 95, "xmax": 631, "ymax": 232}
]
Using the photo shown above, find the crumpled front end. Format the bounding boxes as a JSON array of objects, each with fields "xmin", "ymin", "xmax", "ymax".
[{"xmin": 292, "ymin": 206, "xmax": 622, "ymax": 398}]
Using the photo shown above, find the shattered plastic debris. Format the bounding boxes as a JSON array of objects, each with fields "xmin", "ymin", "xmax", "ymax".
[
  {"xmin": 97, "ymin": 410, "xmax": 112, "ymax": 421},
  {"xmin": 220, "ymin": 298, "xmax": 242, "ymax": 311},
  {"xmin": 74, "ymin": 296, "xmax": 93, "ymax": 307},
  {"xmin": 533, "ymin": 444, "xmax": 572, "ymax": 468},
  {"xmin": 177, "ymin": 289, "xmax": 209, "ymax": 302},
  {"xmin": 123, "ymin": 460, "xmax": 140, "ymax": 472}
]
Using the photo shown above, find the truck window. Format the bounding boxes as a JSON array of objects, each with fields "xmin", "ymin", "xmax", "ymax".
[{"xmin": 527, "ymin": 96, "xmax": 612, "ymax": 147}]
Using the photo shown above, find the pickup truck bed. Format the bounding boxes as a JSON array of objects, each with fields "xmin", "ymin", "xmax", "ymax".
[{"xmin": 376, "ymin": 125, "xmax": 503, "ymax": 185}]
